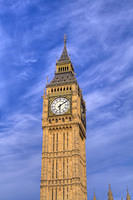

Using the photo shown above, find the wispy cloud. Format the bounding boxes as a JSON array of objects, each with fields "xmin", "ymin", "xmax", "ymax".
[
  {"xmin": 0, "ymin": 0, "xmax": 133, "ymax": 199},
  {"xmin": 85, "ymin": 76, "xmax": 133, "ymax": 112}
]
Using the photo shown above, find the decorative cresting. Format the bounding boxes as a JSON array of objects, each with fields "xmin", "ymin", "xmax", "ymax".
[
  {"xmin": 126, "ymin": 188, "xmax": 131, "ymax": 200},
  {"xmin": 108, "ymin": 184, "xmax": 114, "ymax": 200}
]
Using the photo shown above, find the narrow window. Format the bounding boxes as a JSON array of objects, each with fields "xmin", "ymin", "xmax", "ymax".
[
  {"xmin": 51, "ymin": 88, "xmax": 53, "ymax": 92},
  {"xmin": 63, "ymin": 158, "xmax": 65, "ymax": 178},
  {"xmin": 63, "ymin": 187, "xmax": 65, "ymax": 200},
  {"xmin": 56, "ymin": 133, "xmax": 58, "ymax": 151},
  {"xmin": 67, "ymin": 158, "xmax": 68, "ymax": 177},
  {"xmin": 56, "ymin": 159, "xmax": 58, "ymax": 178},
  {"xmin": 67, "ymin": 132, "xmax": 68, "ymax": 149},
  {"xmin": 56, "ymin": 188, "xmax": 57, "ymax": 200},
  {"xmin": 63, "ymin": 133, "xmax": 65, "ymax": 151},
  {"xmin": 52, "ymin": 188, "xmax": 53, "ymax": 200},
  {"xmin": 52, "ymin": 160, "xmax": 54, "ymax": 179},
  {"xmin": 53, "ymin": 134, "xmax": 55, "ymax": 152}
]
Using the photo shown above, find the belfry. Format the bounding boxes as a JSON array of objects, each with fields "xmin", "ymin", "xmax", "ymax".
[{"xmin": 40, "ymin": 36, "xmax": 87, "ymax": 200}]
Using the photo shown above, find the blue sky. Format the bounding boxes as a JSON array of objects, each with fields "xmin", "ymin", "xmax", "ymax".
[{"xmin": 0, "ymin": 0, "xmax": 133, "ymax": 200}]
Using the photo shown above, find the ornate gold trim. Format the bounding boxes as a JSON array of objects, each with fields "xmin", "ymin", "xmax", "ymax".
[{"xmin": 48, "ymin": 94, "xmax": 72, "ymax": 117}]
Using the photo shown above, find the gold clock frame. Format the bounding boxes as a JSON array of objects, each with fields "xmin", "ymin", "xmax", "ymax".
[{"xmin": 48, "ymin": 94, "xmax": 72, "ymax": 117}]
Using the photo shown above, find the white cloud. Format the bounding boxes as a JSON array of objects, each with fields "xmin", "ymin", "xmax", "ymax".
[
  {"xmin": 84, "ymin": 76, "xmax": 133, "ymax": 112},
  {"xmin": 0, "ymin": 0, "xmax": 133, "ymax": 199}
]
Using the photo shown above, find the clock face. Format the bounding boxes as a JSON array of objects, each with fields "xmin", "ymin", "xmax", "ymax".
[{"xmin": 51, "ymin": 97, "xmax": 70, "ymax": 115}]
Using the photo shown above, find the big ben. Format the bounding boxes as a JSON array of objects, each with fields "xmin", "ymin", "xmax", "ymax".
[{"xmin": 40, "ymin": 35, "xmax": 87, "ymax": 200}]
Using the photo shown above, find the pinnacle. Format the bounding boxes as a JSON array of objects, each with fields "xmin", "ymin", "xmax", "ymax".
[
  {"xmin": 93, "ymin": 192, "xmax": 96, "ymax": 200},
  {"xmin": 108, "ymin": 184, "xmax": 114, "ymax": 200},
  {"xmin": 126, "ymin": 188, "xmax": 131, "ymax": 200},
  {"xmin": 57, "ymin": 35, "xmax": 71, "ymax": 63}
]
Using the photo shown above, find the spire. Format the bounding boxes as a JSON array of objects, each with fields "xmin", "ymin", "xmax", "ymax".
[
  {"xmin": 64, "ymin": 34, "xmax": 67, "ymax": 48},
  {"xmin": 93, "ymin": 192, "xmax": 96, "ymax": 200},
  {"xmin": 126, "ymin": 188, "xmax": 131, "ymax": 200},
  {"xmin": 57, "ymin": 34, "xmax": 71, "ymax": 63},
  {"xmin": 108, "ymin": 184, "xmax": 114, "ymax": 200}
]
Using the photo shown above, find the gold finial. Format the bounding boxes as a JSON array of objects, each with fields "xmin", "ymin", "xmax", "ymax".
[{"xmin": 64, "ymin": 34, "xmax": 67, "ymax": 46}]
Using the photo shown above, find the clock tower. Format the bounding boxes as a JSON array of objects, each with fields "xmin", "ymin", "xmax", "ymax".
[{"xmin": 40, "ymin": 36, "xmax": 87, "ymax": 200}]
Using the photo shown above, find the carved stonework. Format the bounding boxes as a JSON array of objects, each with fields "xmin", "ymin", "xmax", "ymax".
[{"xmin": 40, "ymin": 37, "xmax": 87, "ymax": 200}]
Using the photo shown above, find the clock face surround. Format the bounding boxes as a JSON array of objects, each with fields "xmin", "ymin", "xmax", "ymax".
[{"xmin": 51, "ymin": 97, "xmax": 70, "ymax": 115}]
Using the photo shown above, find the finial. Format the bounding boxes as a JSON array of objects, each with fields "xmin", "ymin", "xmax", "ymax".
[{"xmin": 64, "ymin": 34, "xmax": 67, "ymax": 47}]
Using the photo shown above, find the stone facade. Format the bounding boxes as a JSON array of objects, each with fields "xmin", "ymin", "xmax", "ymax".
[{"xmin": 40, "ymin": 36, "xmax": 87, "ymax": 200}]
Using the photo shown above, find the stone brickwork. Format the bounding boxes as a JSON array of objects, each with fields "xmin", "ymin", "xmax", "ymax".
[{"xmin": 40, "ymin": 37, "xmax": 87, "ymax": 200}]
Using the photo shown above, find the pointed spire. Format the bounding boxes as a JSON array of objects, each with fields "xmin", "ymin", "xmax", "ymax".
[
  {"xmin": 126, "ymin": 188, "xmax": 131, "ymax": 200},
  {"xmin": 93, "ymin": 192, "xmax": 96, "ymax": 200},
  {"xmin": 57, "ymin": 34, "xmax": 71, "ymax": 63},
  {"xmin": 108, "ymin": 184, "xmax": 114, "ymax": 200},
  {"xmin": 64, "ymin": 34, "xmax": 67, "ymax": 48}
]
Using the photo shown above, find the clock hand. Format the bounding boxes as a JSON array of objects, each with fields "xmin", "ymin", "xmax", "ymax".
[{"xmin": 58, "ymin": 101, "xmax": 67, "ymax": 108}]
